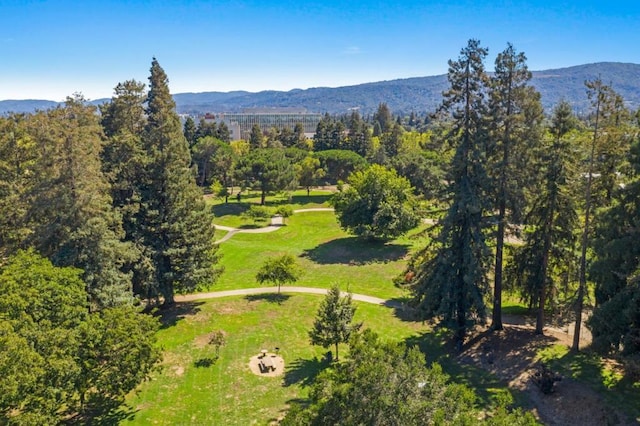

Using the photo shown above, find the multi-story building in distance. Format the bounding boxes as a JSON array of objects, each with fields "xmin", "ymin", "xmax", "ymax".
[{"xmin": 205, "ymin": 108, "xmax": 322, "ymax": 140}]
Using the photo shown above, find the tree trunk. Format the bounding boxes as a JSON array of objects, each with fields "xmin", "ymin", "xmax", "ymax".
[
  {"xmin": 574, "ymin": 88, "xmax": 600, "ymax": 352},
  {"xmin": 335, "ymin": 342, "xmax": 339, "ymax": 361},
  {"xmin": 492, "ymin": 205, "xmax": 506, "ymax": 330}
]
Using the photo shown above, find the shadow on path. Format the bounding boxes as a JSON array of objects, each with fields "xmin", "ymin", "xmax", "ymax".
[{"xmin": 244, "ymin": 293, "xmax": 291, "ymax": 304}]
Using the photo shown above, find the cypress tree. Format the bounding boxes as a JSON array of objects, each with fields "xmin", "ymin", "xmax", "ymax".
[{"xmin": 139, "ymin": 58, "xmax": 219, "ymax": 306}]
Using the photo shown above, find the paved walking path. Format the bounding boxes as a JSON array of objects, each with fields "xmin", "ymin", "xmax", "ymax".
[
  {"xmin": 213, "ymin": 208, "xmax": 335, "ymax": 244},
  {"xmin": 174, "ymin": 286, "xmax": 404, "ymax": 308}
]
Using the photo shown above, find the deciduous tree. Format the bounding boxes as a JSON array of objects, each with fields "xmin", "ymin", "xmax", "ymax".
[
  {"xmin": 331, "ymin": 164, "xmax": 419, "ymax": 240},
  {"xmin": 255, "ymin": 254, "xmax": 301, "ymax": 294}
]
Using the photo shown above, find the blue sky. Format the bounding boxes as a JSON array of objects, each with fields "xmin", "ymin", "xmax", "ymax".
[{"xmin": 1, "ymin": 0, "xmax": 638, "ymax": 101}]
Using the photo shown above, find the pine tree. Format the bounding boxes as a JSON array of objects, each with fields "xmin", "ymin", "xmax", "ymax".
[
  {"xmin": 506, "ymin": 101, "xmax": 579, "ymax": 334},
  {"xmin": 588, "ymin": 135, "xmax": 640, "ymax": 354},
  {"xmin": 487, "ymin": 43, "xmax": 544, "ymax": 330},
  {"xmin": 249, "ymin": 123, "xmax": 264, "ymax": 149},
  {"xmin": 308, "ymin": 285, "xmax": 360, "ymax": 361},
  {"xmin": 139, "ymin": 58, "xmax": 219, "ymax": 306},
  {"xmin": 410, "ymin": 40, "xmax": 491, "ymax": 348},
  {"xmin": 183, "ymin": 116, "xmax": 197, "ymax": 147},
  {"xmin": 573, "ymin": 79, "xmax": 630, "ymax": 350}
]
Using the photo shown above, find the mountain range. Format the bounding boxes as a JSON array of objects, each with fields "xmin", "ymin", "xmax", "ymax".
[{"xmin": 2, "ymin": 62, "xmax": 639, "ymax": 116}]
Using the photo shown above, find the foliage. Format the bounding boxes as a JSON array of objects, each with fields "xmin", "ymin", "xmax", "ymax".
[
  {"xmin": 243, "ymin": 204, "xmax": 274, "ymax": 223},
  {"xmin": 331, "ymin": 164, "xmax": 419, "ymax": 239},
  {"xmin": 409, "ymin": 39, "xmax": 492, "ymax": 346},
  {"xmin": 296, "ymin": 155, "xmax": 326, "ymax": 195},
  {"xmin": 315, "ymin": 149, "xmax": 367, "ymax": 184},
  {"xmin": 283, "ymin": 329, "xmax": 478, "ymax": 425},
  {"xmin": 589, "ymin": 135, "xmax": 640, "ymax": 355},
  {"xmin": 25, "ymin": 96, "xmax": 135, "ymax": 308},
  {"xmin": 308, "ymin": 285, "xmax": 361, "ymax": 361},
  {"xmin": 234, "ymin": 148, "xmax": 296, "ymax": 205},
  {"xmin": 313, "ymin": 113, "xmax": 346, "ymax": 151},
  {"xmin": 487, "ymin": 43, "xmax": 544, "ymax": 329},
  {"xmin": 136, "ymin": 58, "xmax": 220, "ymax": 305},
  {"xmin": 506, "ymin": 102, "xmax": 579, "ymax": 334},
  {"xmin": 255, "ymin": 254, "xmax": 301, "ymax": 293},
  {"xmin": 191, "ymin": 135, "xmax": 236, "ymax": 188},
  {"xmin": 0, "ymin": 250, "xmax": 160, "ymax": 424}
]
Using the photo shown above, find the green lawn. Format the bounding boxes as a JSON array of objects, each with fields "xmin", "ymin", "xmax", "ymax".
[
  {"xmin": 124, "ymin": 190, "xmax": 640, "ymax": 424},
  {"xmin": 124, "ymin": 294, "xmax": 511, "ymax": 425},
  {"xmin": 124, "ymin": 294, "xmax": 429, "ymax": 425},
  {"xmin": 208, "ymin": 210, "xmax": 427, "ymax": 300}
]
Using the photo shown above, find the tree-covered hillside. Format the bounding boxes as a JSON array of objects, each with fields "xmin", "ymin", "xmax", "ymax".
[{"xmin": 2, "ymin": 62, "xmax": 639, "ymax": 115}]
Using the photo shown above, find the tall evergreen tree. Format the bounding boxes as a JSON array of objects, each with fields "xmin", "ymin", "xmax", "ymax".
[
  {"xmin": 506, "ymin": 101, "xmax": 579, "ymax": 334},
  {"xmin": 26, "ymin": 96, "xmax": 135, "ymax": 308},
  {"xmin": 249, "ymin": 123, "xmax": 264, "ymax": 149},
  {"xmin": 409, "ymin": 40, "xmax": 491, "ymax": 347},
  {"xmin": 588, "ymin": 136, "xmax": 640, "ymax": 355},
  {"xmin": 573, "ymin": 79, "xmax": 629, "ymax": 350},
  {"xmin": 138, "ymin": 58, "xmax": 219, "ymax": 306},
  {"xmin": 183, "ymin": 116, "xmax": 197, "ymax": 147},
  {"xmin": 0, "ymin": 114, "xmax": 36, "ymax": 256},
  {"xmin": 308, "ymin": 285, "xmax": 360, "ymax": 361},
  {"xmin": 487, "ymin": 43, "xmax": 544, "ymax": 330}
]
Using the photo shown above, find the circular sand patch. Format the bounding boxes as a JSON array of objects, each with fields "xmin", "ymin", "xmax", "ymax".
[{"xmin": 248, "ymin": 353, "xmax": 285, "ymax": 377}]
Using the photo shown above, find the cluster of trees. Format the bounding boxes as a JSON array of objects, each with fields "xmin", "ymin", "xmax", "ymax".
[
  {"xmin": 402, "ymin": 39, "xmax": 640, "ymax": 362},
  {"xmin": 0, "ymin": 59, "xmax": 219, "ymax": 421}
]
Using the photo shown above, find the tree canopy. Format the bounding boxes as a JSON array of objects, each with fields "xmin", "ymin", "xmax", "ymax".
[{"xmin": 331, "ymin": 164, "xmax": 419, "ymax": 240}]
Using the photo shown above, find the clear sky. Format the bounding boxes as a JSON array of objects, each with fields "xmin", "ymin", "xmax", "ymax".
[{"xmin": 1, "ymin": 0, "xmax": 638, "ymax": 101}]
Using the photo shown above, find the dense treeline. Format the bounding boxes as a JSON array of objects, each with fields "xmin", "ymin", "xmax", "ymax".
[{"xmin": 0, "ymin": 59, "xmax": 218, "ymax": 422}]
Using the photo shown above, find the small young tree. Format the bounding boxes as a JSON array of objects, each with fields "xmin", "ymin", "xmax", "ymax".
[
  {"xmin": 309, "ymin": 285, "xmax": 360, "ymax": 361},
  {"xmin": 255, "ymin": 254, "xmax": 300, "ymax": 294}
]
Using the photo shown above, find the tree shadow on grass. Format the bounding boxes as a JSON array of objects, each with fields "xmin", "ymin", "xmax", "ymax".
[
  {"xmin": 194, "ymin": 357, "xmax": 219, "ymax": 368},
  {"xmin": 383, "ymin": 297, "xmax": 424, "ymax": 322},
  {"xmin": 66, "ymin": 404, "xmax": 137, "ymax": 426},
  {"xmin": 210, "ymin": 202, "xmax": 251, "ymax": 217},
  {"xmin": 301, "ymin": 237, "xmax": 410, "ymax": 265},
  {"xmin": 244, "ymin": 293, "xmax": 291, "ymax": 304},
  {"xmin": 283, "ymin": 356, "xmax": 329, "ymax": 388},
  {"xmin": 270, "ymin": 193, "xmax": 333, "ymax": 206},
  {"xmin": 154, "ymin": 301, "xmax": 205, "ymax": 329}
]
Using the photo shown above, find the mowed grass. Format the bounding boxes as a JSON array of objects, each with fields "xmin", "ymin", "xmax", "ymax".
[
  {"xmin": 123, "ymin": 191, "xmax": 538, "ymax": 424},
  {"xmin": 123, "ymin": 294, "xmax": 430, "ymax": 425},
  {"xmin": 209, "ymin": 210, "xmax": 426, "ymax": 300}
]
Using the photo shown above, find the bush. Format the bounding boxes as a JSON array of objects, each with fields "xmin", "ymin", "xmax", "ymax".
[{"xmin": 243, "ymin": 205, "xmax": 274, "ymax": 223}]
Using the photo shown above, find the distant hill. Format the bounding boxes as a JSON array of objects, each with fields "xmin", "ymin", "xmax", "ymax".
[{"xmin": 2, "ymin": 62, "xmax": 639, "ymax": 116}]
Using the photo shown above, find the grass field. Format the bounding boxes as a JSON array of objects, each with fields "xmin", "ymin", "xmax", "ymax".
[
  {"xmin": 204, "ymin": 190, "xmax": 428, "ymax": 300},
  {"xmin": 124, "ymin": 189, "xmax": 640, "ymax": 424},
  {"xmin": 124, "ymin": 294, "xmax": 507, "ymax": 425}
]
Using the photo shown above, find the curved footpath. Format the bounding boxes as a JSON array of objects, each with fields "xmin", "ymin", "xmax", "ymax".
[
  {"xmin": 213, "ymin": 208, "xmax": 335, "ymax": 244},
  {"xmin": 174, "ymin": 286, "xmax": 403, "ymax": 308},
  {"xmin": 174, "ymin": 286, "xmax": 590, "ymax": 344}
]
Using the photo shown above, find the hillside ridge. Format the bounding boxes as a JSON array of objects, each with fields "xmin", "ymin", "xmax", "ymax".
[{"xmin": 2, "ymin": 62, "xmax": 638, "ymax": 115}]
